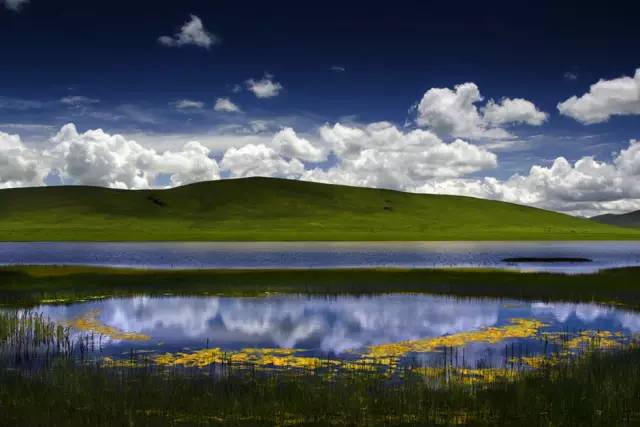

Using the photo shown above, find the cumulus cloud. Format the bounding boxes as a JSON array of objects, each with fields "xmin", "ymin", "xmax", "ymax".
[
  {"xmin": 220, "ymin": 144, "xmax": 304, "ymax": 179},
  {"xmin": 303, "ymin": 122, "xmax": 497, "ymax": 190},
  {"xmin": 330, "ymin": 66, "xmax": 346, "ymax": 72},
  {"xmin": 44, "ymin": 124, "xmax": 219, "ymax": 189},
  {"xmin": 246, "ymin": 74, "xmax": 283, "ymax": 98},
  {"xmin": 172, "ymin": 99, "xmax": 204, "ymax": 110},
  {"xmin": 214, "ymin": 97, "xmax": 241, "ymax": 113},
  {"xmin": 415, "ymin": 82, "xmax": 547, "ymax": 140},
  {"xmin": 558, "ymin": 68, "xmax": 640, "ymax": 124},
  {"xmin": 482, "ymin": 98, "xmax": 548, "ymax": 126},
  {"xmin": 215, "ymin": 121, "xmax": 497, "ymax": 192},
  {"xmin": 158, "ymin": 15, "xmax": 218, "ymax": 49},
  {"xmin": 272, "ymin": 127, "xmax": 326, "ymax": 162},
  {"xmin": 415, "ymin": 139, "xmax": 640, "ymax": 216},
  {"xmin": 0, "ymin": 131, "xmax": 45, "ymax": 188},
  {"xmin": 2, "ymin": 0, "xmax": 28, "ymax": 11}
]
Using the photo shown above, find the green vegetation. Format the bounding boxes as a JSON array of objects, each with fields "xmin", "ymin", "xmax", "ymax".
[
  {"xmin": 1, "ymin": 340, "xmax": 640, "ymax": 425},
  {"xmin": 1, "ymin": 177, "xmax": 638, "ymax": 241},
  {"xmin": 3, "ymin": 267, "xmax": 640, "ymax": 425},
  {"xmin": 593, "ymin": 209, "xmax": 640, "ymax": 228},
  {"xmin": 2, "ymin": 265, "xmax": 640, "ymax": 309}
]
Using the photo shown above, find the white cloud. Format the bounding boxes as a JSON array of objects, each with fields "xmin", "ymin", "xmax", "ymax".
[
  {"xmin": 2, "ymin": 0, "xmax": 28, "ymax": 11},
  {"xmin": 564, "ymin": 72, "xmax": 578, "ymax": 81},
  {"xmin": 172, "ymin": 99, "xmax": 204, "ymax": 110},
  {"xmin": 415, "ymin": 139, "xmax": 640, "ymax": 216},
  {"xmin": 303, "ymin": 122, "xmax": 497, "ymax": 190},
  {"xmin": 0, "ymin": 131, "xmax": 45, "ymax": 189},
  {"xmin": 60, "ymin": 96, "xmax": 100, "ymax": 107},
  {"xmin": 45, "ymin": 124, "xmax": 219, "ymax": 189},
  {"xmin": 158, "ymin": 15, "xmax": 218, "ymax": 49},
  {"xmin": 246, "ymin": 74, "xmax": 283, "ymax": 98},
  {"xmin": 558, "ymin": 68, "xmax": 640, "ymax": 124},
  {"xmin": 220, "ymin": 144, "xmax": 304, "ymax": 179},
  {"xmin": 482, "ymin": 98, "xmax": 548, "ymax": 126},
  {"xmin": 214, "ymin": 97, "xmax": 241, "ymax": 113},
  {"xmin": 330, "ymin": 66, "xmax": 346, "ymax": 72},
  {"xmin": 415, "ymin": 82, "xmax": 546, "ymax": 140},
  {"xmin": 272, "ymin": 127, "xmax": 326, "ymax": 162}
]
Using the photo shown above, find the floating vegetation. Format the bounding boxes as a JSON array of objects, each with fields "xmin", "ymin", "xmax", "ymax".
[
  {"xmin": 155, "ymin": 347, "xmax": 338, "ymax": 370},
  {"xmin": 365, "ymin": 318, "xmax": 545, "ymax": 360},
  {"xmin": 63, "ymin": 310, "xmax": 150, "ymax": 342}
]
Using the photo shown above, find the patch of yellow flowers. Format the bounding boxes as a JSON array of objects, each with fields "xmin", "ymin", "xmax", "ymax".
[
  {"xmin": 65, "ymin": 310, "xmax": 150, "ymax": 341},
  {"xmin": 365, "ymin": 318, "xmax": 545, "ymax": 359}
]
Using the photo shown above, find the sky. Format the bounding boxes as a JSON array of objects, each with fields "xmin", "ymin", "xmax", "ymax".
[{"xmin": 1, "ymin": 0, "xmax": 639, "ymax": 216}]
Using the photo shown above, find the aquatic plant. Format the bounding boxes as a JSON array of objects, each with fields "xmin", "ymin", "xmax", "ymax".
[{"xmin": 64, "ymin": 310, "xmax": 150, "ymax": 342}]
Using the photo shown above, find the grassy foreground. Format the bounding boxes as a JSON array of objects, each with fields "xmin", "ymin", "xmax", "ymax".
[
  {"xmin": 1, "ymin": 177, "xmax": 639, "ymax": 241},
  {"xmin": 2, "ymin": 265, "xmax": 640, "ymax": 309},
  {"xmin": 1, "ymin": 348, "xmax": 639, "ymax": 426}
]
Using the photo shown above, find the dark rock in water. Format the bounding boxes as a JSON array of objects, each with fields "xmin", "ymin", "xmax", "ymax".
[{"xmin": 502, "ymin": 257, "xmax": 592, "ymax": 263}]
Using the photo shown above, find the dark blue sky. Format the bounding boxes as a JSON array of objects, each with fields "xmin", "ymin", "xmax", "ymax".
[
  {"xmin": 1, "ymin": 0, "xmax": 639, "ymax": 215},
  {"xmin": 1, "ymin": 1, "xmax": 638, "ymax": 124}
]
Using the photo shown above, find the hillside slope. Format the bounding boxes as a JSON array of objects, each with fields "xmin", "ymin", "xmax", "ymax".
[
  {"xmin": 0, "ymin": 177, "xmax": 638, "ymax": 241},
  {"xmin": 592, "ymin": 210, "xmax": 640, "ymax": 228}
]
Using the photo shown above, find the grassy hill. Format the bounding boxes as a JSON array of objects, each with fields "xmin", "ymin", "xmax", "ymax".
[
  {"xmin": 0, "ymin": 177, "xmax": 638, "ymax": 241},
  {"xmin": 592, "ymin": 210, "xmax": 640, "ymax": 228}
]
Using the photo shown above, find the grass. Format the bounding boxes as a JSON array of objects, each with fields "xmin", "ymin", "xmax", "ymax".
[
  {"xmin": 3, "ymin": 267, "xmax": 640, "ymax": 425},
  {"xmin": 1, "ymin": 339, "xmax": 640, "ymax": 425},
  {"xmin": 1, "ymin": 177, "xmax": 639, "ymax": 241},
  {"xmin": 2, "ymin": 265, "xmax": 640, "ymax": 309}
]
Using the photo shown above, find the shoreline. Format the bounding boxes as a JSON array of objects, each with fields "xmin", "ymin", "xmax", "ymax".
[{"xmin": 2, "ymin": 265, "xmax": 640, "ymax": 309}]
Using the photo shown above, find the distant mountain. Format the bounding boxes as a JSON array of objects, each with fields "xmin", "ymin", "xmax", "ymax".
[
  {"xmin": 592, "ymin": 210, "xmax": 640, "ymax": 228},
  {"xmin": 0, "ymin": 177, "xmax": 639, "ymax": 241}
]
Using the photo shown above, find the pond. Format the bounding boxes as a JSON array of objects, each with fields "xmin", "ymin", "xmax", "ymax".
[
  {"xmin": 2, "ymin": 241, "xmax": 640, "ymax": 273},
  {"xmin": 13, "ymin": 293, "xmax": 639, "ymax": 372}
]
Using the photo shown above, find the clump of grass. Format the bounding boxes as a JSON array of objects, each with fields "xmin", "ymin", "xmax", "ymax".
[{"xmin": 0, "ymin": 310, "xmax": 100, "ymax": 366}]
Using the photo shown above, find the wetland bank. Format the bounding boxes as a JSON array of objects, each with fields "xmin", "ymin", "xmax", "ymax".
[{"xmin": 2, "ymin": 241, "xmax": 640, "ymax": 425}]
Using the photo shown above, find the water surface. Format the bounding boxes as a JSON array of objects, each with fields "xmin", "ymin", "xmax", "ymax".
[
  {"xmin": 2, "ymin": 241, "xmax": 640, "ymax": 273},
  {"xmin": 26, "ymin": 294, "xmax": 640, "ymax": 369}
]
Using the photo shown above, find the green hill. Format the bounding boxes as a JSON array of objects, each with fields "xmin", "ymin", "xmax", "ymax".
[
  {"xmin": 0, "ymin": 177, "xmax": 638, "ymax": 241},
  {"xmin": 592, "ymin": 210, "xmax": 640, "ymax": 228}
]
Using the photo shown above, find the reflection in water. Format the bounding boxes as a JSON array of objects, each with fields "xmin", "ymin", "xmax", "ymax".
[
  {"xmin": 33, "ymin": 294, "xmax": 640, "ymax": 366},
  {"xmin": 38, "ymin": 295, "xmax": 502, "ymax": 353}
]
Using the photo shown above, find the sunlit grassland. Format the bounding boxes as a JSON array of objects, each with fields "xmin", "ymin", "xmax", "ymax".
[
  {"xmin": 2, "ymin": 265, "xmax": 640, "ymax": 309},
  {"xmin": 1, "ymin": 177, "xmax": 639, "ymax": 241}
]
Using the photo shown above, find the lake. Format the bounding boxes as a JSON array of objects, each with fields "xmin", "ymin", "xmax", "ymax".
[
  {"xmin": 2, "ymin": 241, "xmax": 640, "ymax": 273},
  {"xmin": 18, "ymin": 293, "xmax": 639, "ymax": 371}
]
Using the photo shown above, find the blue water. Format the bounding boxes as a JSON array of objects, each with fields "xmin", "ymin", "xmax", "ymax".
[
  {"xmin": 1, "ymin": 241, "xmax": 640, "ymax": 273},
  {"xmin": 32, "ymin": 294, "xmax": 640, "ymax": 368}
]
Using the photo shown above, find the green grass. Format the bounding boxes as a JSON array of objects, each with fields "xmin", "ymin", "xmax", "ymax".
[
  {"xmin": 1, "ymin": 177, "xmax": 638, "ymax": 241},
  {"xmin": 3, "ymin": 265, "xmax": 640, "ymax": 309},
  {"xmin": 2, "ymin": 341, "xmax": 640, "ymax": 426}
]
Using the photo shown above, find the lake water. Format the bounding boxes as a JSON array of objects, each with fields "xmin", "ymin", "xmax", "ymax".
[
  {"xmin": 2, "ymin": 241, "xmax": 640, "ymax": 273},
  {"xmin": 28, "ymin": 294, "xmax": 640, "ymax": 370}
]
